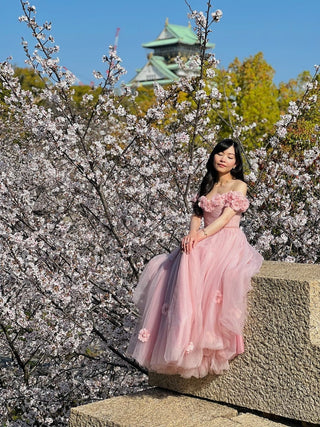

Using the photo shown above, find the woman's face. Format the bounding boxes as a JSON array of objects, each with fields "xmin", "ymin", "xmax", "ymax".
[{"xmin": 213, "ymin": 145, "xmax": 237, "ymax": 174}]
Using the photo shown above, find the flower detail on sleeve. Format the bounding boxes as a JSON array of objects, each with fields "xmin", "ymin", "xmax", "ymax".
[
  {"xmin": 138, "ymin": 328, "xmax": 150, "ymax": 343},
  {"xmin": 224, "ymin": 191, "xmax": 249, "ymax": 213},
  {"xmin": 185, "ymin": 342, "xmax": 194, "ymax": 354}
]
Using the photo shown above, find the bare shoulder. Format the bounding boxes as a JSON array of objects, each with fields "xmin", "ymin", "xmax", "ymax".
[{"xmin": 231, "ymin": 179, "xmax": 247, "ymax": 196}]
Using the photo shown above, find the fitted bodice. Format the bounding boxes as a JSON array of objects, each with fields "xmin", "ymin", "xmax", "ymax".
[
  {"xmin": 197, "ymin": 191, "xmax": 249, "ymax": 228},
  {"xmin": 203, "ymin": 207, "xmax": 241, "ymax": 228}
]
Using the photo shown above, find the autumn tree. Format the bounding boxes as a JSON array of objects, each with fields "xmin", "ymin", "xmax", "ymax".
[
  {"xmin": 277, "ymin": 70, "xmax": 312, "ymax": 114},
  {"xmin": 14, "ymin": 66, "xmax": 46, "ymax": 91},
  {"xmin": 280, "ymin": 73, "xmax": 320, "ymax": 150},
  {"xmin": 129, "ymin": 85, "xmax": 156, "ymax": 115},
  {"xmin": 210, "ymin": 52, "xmax": 280, "ymax": 149}
]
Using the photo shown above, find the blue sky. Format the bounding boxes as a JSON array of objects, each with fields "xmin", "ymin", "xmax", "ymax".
[{"xmin": 1, "ymin": 0, "xmax": 319, "ymax": 86}]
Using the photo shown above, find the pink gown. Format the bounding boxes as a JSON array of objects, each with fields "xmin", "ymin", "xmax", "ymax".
[{"xmin": 127, "ymin": 191, "xmax": 263, "ymax": 378}]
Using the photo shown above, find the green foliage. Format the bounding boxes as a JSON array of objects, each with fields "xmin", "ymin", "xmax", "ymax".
[
  {"xmin": 213, "ymin": 52, "xmax": 280, "ymax": 149},
  {"xmin": 0, "ymin": 80, "xmax": 10, "ymax": 104},
  {"xmin": 283, "ymin": 76, "xmax": 320, "ymax": 150},
  {"xmin": 135, "ymin": 86, "xmax": 156, "ymax": 112},
  {"xmin": 14, "ymin": 66, "xmax": 46, "ymax": 92},
  {"xmin": 130, "ymin": 53, "xmax": 318, "ymax": 153},
  {"xmin": 124, "ymin": 85, "xmax": 156, "ymax": 116},
  {"xmin": 277, "ymin": 70, "xmax": 312, "ymax": 113},
  {"xmin": 71, "ymin": 84, "xmax": 102, "ymax": 107}
]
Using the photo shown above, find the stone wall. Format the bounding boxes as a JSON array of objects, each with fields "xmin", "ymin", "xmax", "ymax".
[{"xmin": 149, "ymin": 261, "xmax": 320, "ymax": 424}]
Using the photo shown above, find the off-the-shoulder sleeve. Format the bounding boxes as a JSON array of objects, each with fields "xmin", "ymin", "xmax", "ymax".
[{"xmin": 224, "ymin": 191, "xmax": 249, "ymax": 213}]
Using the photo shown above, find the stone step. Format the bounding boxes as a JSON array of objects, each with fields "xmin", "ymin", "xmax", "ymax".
[{"xmin": 69, "ymin": 389, "xmax": 291, "ymax": 427}]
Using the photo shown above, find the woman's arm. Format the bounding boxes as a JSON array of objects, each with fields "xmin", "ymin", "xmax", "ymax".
[
  {"xmin": 196, "ymin": 207, "xmax": 236, "ymax": 242},
  {"xmin": 183, "ymin": 210, "xmax": 235, "ymax": 254},
  {"xmin": 181, "ymin": 214, "xmax": 202, "ymax": 254},
  {"xmin": 190, "ymin": 214, "xmax": 202, "ymax": 233}
]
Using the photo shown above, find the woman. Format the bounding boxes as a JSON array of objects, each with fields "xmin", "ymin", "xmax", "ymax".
[{"xmin": 127, "ymin": 139, "xmax": 263, "ymax": 378}]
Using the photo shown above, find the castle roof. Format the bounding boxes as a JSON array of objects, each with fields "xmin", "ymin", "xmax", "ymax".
[
  {"xmin": 130, "ymin": 55, "xmax": 179, "ymax": 86},
  {"xmin": 142, "ymin": 21, "xmax": 215, "ymax": 49}
]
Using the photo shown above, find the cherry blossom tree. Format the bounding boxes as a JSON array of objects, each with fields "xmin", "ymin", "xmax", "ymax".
[
  {"xmin": 0, "ymin": 0, "xmax": 318, "ymax": 425},
  {"xmin": 245, "ymin": 73, "xmax": 320, "ymax": 263},
  {"xmin": 0, "ymin": 1, "xmax": 225, "ymax": 424}
]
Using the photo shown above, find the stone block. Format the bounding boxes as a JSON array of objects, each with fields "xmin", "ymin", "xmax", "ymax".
[
  {"xmin": 69, "ymin": 388, "xmax": 238, "ymax": 427},
  {"xmin": 231, "ymin": 413, "xmax": 290, "ymax": 426},
  {"xmin": 149, "ymin": 261, "xmax": 320, "ymax": 424}
]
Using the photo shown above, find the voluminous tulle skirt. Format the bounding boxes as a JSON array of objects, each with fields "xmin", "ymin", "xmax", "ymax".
[{"xmin": 127, "ymin": 227, "xmax": 263, "ymax": 378}]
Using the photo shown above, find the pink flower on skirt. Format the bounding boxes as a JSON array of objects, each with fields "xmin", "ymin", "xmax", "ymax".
[
  {"xmin": 185, "ymin": 342, "xmax": 194, "ymax": 353},
  {"xmin": 215, "ymin": 290, "xmax": 223, "ymax": 304},
  {"xmin": 138, "ymin": 328, "xmax": 150, "ymax": 342}
]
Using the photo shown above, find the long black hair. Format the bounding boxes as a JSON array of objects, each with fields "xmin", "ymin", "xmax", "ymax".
[{"xmin": 193, "ymin": 139, "xmax": 245, "ymax": 217}]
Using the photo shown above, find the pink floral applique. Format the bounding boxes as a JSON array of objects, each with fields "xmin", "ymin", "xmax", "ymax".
[
  {"xmin": 198, "ymin": 194, "xmax": 224, "ymax": 212},
  {"xmin": 224, "ymin": 191, "xmax": 249, "ymax": 213},
  {"xmin": 198, "ymin": 192, "xmax": 249, "ymax": 213},
  {"xmin": 185, "ymin": 342, "xmax": 194, "ymax": 353},
  {"xmin": 138, "ymin": 328, "xmax": 150, "ymax": 343},
  {"xmin": 214, "ymin": 290, "xmax": 223, "ymax": 304},
  {"xmin": 161, "ymin": 303, "xmax": 169, "ymax": 315}
]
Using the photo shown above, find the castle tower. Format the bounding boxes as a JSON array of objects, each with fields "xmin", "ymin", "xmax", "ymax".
[{"xmin": 129, "ymin": 18, "xmax": 215, "ymax": 86}]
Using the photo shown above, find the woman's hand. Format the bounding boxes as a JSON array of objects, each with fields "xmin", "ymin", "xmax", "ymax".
[{"xmin": 181, "ymin": 230, "xmax": 199, "ymax": 254}]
